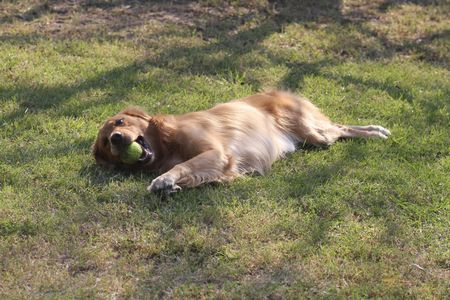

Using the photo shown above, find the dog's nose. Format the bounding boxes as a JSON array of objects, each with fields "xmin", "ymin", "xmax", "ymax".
[{"xmin": 110, "ymin": 132, "xmax": 123, "ymax": 145}]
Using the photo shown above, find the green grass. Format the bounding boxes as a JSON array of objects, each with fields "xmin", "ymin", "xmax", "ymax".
[{"xmin": 1, "ymin": 0, "xmax": 449, "ymax": 298}]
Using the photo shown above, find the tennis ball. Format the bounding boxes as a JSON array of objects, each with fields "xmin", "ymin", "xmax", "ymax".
[{"xmin": 120, "ymin": 141, "xmax": 143, "ymax": 164}]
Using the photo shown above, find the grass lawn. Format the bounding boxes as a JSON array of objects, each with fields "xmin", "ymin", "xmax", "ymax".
[{"xmin": 1, "ymin": 0, "xmax": 449, "ymax": 298}]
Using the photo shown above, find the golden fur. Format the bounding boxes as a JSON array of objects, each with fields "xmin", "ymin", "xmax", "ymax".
[{"xmin": 93, "ymin": 91, "xmax": 390, "ymax": 193}]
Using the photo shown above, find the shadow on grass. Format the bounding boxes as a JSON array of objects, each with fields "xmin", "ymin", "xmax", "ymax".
[
  {"xmin": 1, "ymin": 136, "xmax": 93, "ymax": 167},
  {"xmin": 2, "ymin": 0, "xmax": 443, "ymax": 229},
  {"xmin": 0, "ymin": 1, "xmax": 448, "ymax": 296},
  {"xmin": 1, "ymin": 0, "xmax": 433, "ymax": 238},
  {"xmin": 79, "ymin": 162, "xmax": 156, "ymax": 187},
  {"xmin": 0, "ymin": 58, "xmax": 150, "ymax": 122},
  {"xmin": 120, "ymin": 139, "xmax": 416, "ymax": 295},
  {"xmin": 2, "ymin": 0, "xmax": 446, "ymax": 127}
]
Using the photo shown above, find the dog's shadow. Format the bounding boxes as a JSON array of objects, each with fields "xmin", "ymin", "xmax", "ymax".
[
  {"xmin": 79, "ymin": 163, "xmax": 152, "ymax": 187},
  {"xmin": 79, "ymin": 162, "xmax": 226, "ymax": 210},
  {"xmin": 79, "ymin": 140, "xmax": 337, "ymax": 203},
  {"xmin": 79, "ymin": 138, "xmax": 371, "ymax": 213}
]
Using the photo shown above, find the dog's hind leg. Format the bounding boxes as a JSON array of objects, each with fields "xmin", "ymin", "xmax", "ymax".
[
  {"xmin": 283, "ymin": 95, "xmax": 390, "ymax": 146},
  {"xmin": 290, "ymin": 123, "xmax": 391, "ymax": 148},
  {"xmin": 250, "ymin": 91, "xmax": 391, "ymax": 147},
  {"xmin": 335, "ymin": 124, "xmax": 391, "ymax": 139}
]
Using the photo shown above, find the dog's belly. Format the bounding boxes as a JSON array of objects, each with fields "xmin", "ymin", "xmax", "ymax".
[
  {"xmin": 228, "ymin": 128, "xmax": 296, "ymax": 174},
  {"xmin": 212, "ymin": 102, "xmax": 297, "ymax": 174}
]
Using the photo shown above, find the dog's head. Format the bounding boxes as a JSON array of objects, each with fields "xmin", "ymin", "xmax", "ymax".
[{"xmin": 92, "ymin": 107, "xmax": 155, "ymax": 168}]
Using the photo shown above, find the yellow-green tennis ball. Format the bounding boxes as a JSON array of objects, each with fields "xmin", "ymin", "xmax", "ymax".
[{"xmin": 120, "ymin": 142, "xmax": 143, "ymax": 164}]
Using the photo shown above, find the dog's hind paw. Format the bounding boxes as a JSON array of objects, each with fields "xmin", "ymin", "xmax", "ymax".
[{"xmin": 373, "ymin": 125, "xmax": 391, "ymax": 137}]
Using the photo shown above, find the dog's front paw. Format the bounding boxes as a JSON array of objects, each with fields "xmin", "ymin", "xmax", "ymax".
[{"xmin": 147, "ymin": 175, "xmax": 181, "ymax": 194}]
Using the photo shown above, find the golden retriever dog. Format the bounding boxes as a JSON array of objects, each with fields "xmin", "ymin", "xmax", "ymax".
[{"xmin": 93, "ymin": 90, "xmax": 390, "ymax": 193}]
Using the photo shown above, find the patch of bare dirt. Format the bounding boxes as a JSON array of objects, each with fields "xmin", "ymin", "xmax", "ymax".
[{"xmin": 1, "ymin": 1, "xmax": 261, "ymax": 39}]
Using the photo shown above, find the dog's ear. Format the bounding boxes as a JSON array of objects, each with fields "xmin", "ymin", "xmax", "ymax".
[
  {"xmin": 120, "ymin": 107, "xmax": 150, "ymax": 121},
  {"xmin": 92, "ymin": 141, "xmax": 114, "ymax": 169}
]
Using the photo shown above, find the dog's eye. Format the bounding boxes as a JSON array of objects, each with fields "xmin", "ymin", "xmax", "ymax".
[{"xmin": 114, "ymin": 119, "xmax": 124, "ymax": 126}]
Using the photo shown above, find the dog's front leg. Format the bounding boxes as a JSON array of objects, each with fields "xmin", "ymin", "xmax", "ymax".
[{"xmin": 147, "ymin": 150, "xmax": 229, "ymax": 193}]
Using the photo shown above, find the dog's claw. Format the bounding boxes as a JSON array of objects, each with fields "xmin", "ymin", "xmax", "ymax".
[
  {"xmin": 147, "ymin": 175, "xmax": 181, "ymax": 194},
  {"xmin": 374, "ymin": 125, "xmax": 391, "ymax": 137},
  {"xmin": 165, "ymin": 184, "xmax": 182, "ymax": 195}
]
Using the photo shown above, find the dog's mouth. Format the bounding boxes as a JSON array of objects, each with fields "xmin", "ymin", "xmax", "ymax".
[{"xmin": 134, "ymin": 135, "xmax": 153, "ymax": 164}]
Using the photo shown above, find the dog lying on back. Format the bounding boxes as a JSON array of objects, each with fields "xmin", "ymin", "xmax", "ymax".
[{"xmin": 93, "ymin": 90, "xmax": 390, "ymax": 193}]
